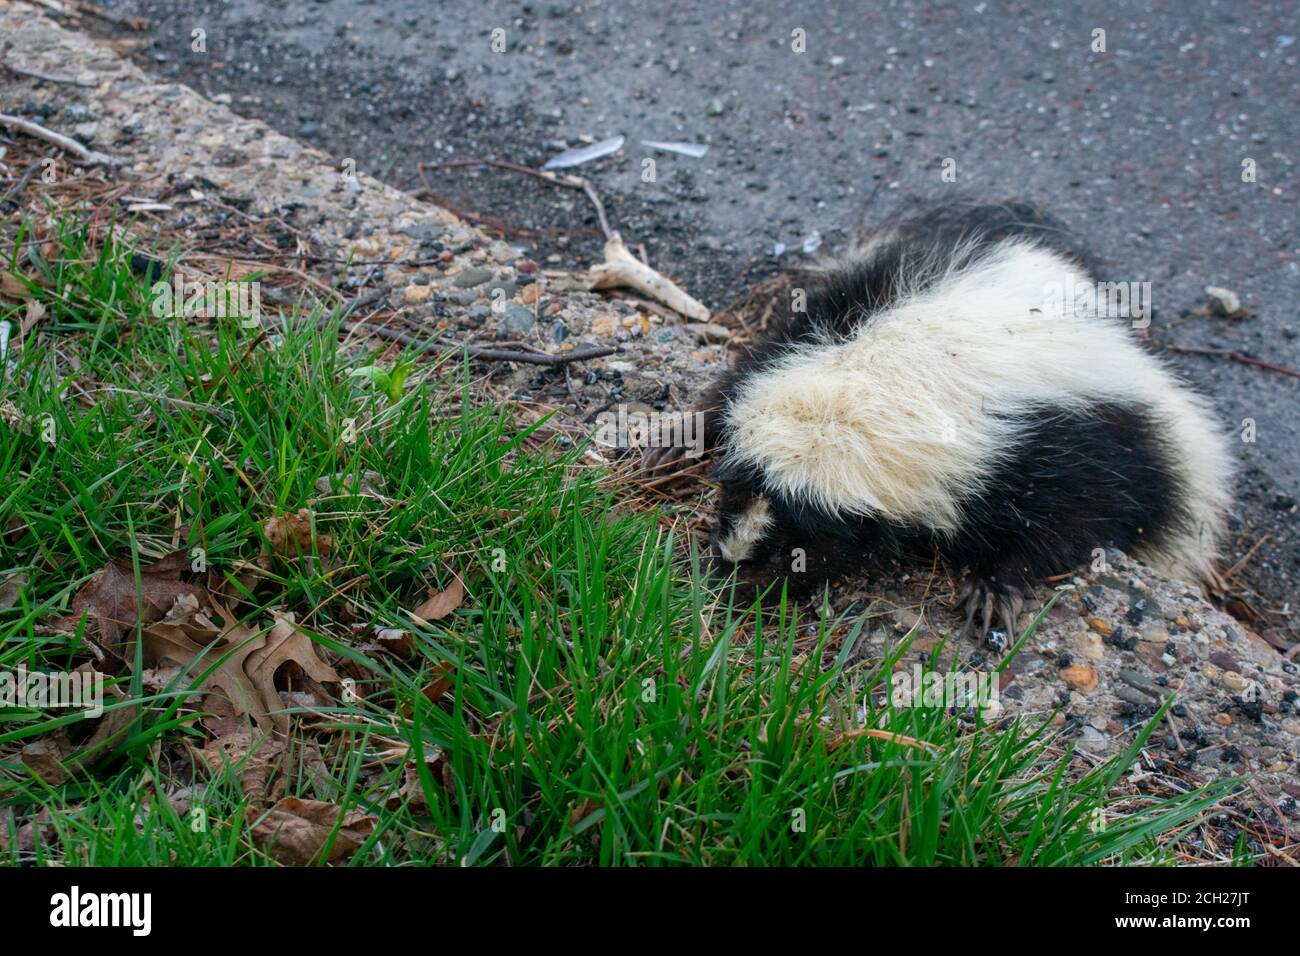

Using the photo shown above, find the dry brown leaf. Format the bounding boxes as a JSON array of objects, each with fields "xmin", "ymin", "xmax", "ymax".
[
  {"xmin": 0, "ymin": 571, "xmax": 27, "ymax": 612},
  {"xmin": 80, "ymin": 678, "xmax": 137, "ymax": 759},
  {"xmin": 247, "ymin": 797, "xmax": 376, "ymax": 866},
  {"xmin": 0, "ymin": 271, "xmax": 33, "ymax": 302},
  {"xmin": 245, "ymin": 613, "xmax": 340, "ymax": 734},
  {"xmin": 409, "ymin": 576, "xmax": 464, "ymax": 624},
  {"xmin": 262, "ymin": 508, "xmax": 333, "ymax": 560},
  {"xmin": 52, "ymin": 551, "xmax": 208, "ymax": 663},
  {"xmin": 373, "ymin": 627, "xmax": 415, "ymax": 659},
  {"xmin": 20, "ymin": 733, "xmax": 73, "ymax": 786},
  {"xmin": 21, "ymin": 298, "xmax": 46, "ymax": 334},
  {"xmin": 142, "ymin": 598, "xmax": 271, "ymax": 732},
  {"xmin": 195, "ymin": 707, "xmax": 287, "ymax": 807}
]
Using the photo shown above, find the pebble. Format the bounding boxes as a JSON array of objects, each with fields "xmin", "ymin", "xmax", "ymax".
[
  {"xmin": 453, "ymin": 267, "xmax": 494, "ymax": 288},
  {"xmin": 519, "ymin": 283, "xmax": 543, "ymax": 305},
  {"xmin": 1213, "ymin": 713, "xmax": 1233, "ymax": 726},
  {"xmin": 1205, "ymin": 285, "xmax": 1245, "ymax": 318},
  {"xmin": 1061, "ymin": 663, "xmax": 1099, "ymax": 693},
  {"xmin": 1085, "ymin": 617, "xmax": 1112, "ymax": 636},
  {"xmin": 1072, "ymin": 631, "xmax": 1105, "ymax": 661},
  {"xmin": 1222, "ymin": 671, "xmax": 1248, "ymax": 693},
  {"xmin": 591, "ymin": 313, "xmax": 620, "ymax": 336},
  {"xmin": 1078, "ymin": 726, "xmax": 1108, "ymax": 751},
  {"xmin": 499, "ymin": 304, "xmax": 536, "ymax": 334},
  {"xmin": 402, "ymin": 284, "xmax": 432, "ymax": 303},
  {"xmin": 1138, "ymin": 624, "xmax": 1170, "ymax": 643}
]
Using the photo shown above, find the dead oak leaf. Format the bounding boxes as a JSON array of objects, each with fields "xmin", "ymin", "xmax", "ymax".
[
  {"xmin": 262, "ymin": 508, "xmax": 333, "ymax": 560},
  {"xmin": 142, "ymin": 600, "xmax": 271, "ymax": 732},
  {"xmin": 53, "ymin": 551, "xmax": 208, "ymax": 664},
  {"xmin": 245, "ymin": 613, "xmax": 341, "ymax": 734},
  {"xmin": 409, "ymin": 576, "xmax": 465, "ymax": 625},
  {"xmin": 0, "ymin": 571, "xmax": 27, "ymax": 612},
  {"xmin": 247, "ymin": 797, "xmax": 376, "ymax": 866}
]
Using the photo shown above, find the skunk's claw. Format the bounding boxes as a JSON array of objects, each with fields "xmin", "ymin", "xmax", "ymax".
[{"xmin": 956, "ymin": 576, "xmax": 1025, "ymax": 643}]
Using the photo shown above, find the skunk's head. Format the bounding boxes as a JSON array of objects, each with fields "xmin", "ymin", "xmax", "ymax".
[{"xmin": 709, "ymin": 463, "xmax": 869, "ymax": 602}]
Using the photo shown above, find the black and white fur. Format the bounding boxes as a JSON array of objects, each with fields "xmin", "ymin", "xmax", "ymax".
[{"xmin": 658, "ymin": 202, "xmax": 1233, "ymax": 635}]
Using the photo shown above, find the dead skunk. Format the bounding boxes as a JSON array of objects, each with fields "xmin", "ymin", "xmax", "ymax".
[{"xmin": 650, "ymin": 201, "xmax": 1233, "ymax": 636}]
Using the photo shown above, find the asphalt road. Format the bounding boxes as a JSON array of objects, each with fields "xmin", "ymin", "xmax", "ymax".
[{"xmin": 103, "ymin": 0, "xmax": 1299, "ymax": 613}]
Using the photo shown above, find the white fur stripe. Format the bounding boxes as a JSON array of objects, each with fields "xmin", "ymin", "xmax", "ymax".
[{"xmin": 716, "ymin": 497, "xmax": 774, "ymax": 563}]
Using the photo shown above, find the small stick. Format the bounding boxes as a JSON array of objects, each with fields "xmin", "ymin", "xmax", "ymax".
[
  {"xmin": 72, "ymin": 1, "xmax": 150, "ymax": 30},
  {"xmin": 1224, "ymin": 533, "xmax": 1271, "ymax": 579},
  {"xmin": 2, "ymin": 62, "xmax": 96, "ymax": 87},
  {"xmin": 422, "ymin": 158, "xmax": 614, "ymax": 239},
  {"xmin": 1, "ymin": 156, "xmax": 44, "ymax": 205},
  {"xmin": 0, "ymin": 113, "xmax": 118, "ymax": 166},
  {"xmin": 342, "ymin": 321, "xmax": 617, "ymax": 366},
  {"xmin": 331, "ymin": 285, "xmax": 616, "ymax": 365},
  {"xmin": 1166, "ymin": 343, "xmax": 1300, "ymax": 380},
  {"xmin": 588, "ymin": 233, "xmax": 710, "ymax": 320}
]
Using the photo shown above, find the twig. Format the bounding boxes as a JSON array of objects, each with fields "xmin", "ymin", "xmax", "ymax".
[
  {"xmin": 343, "ymin": 321, "xmax": 617, "ymax": 366},
  {"xmin": 1166, "ymin": 343, "xmax": 1300, "ymax": 380},
  {"xmin": 1224, "ymin": 534, "xmax": 1271, "ymax": 579},
  {"xmin": 0, "ymin": 113, "xmax": 117, "ymax": 166},
  {"xmin": 2, "ymin": 62, "xmax": 96, "ymax": 87},
  {"xmin": 1, "ymin": 156, "xmax": 44, "ymax": 206},
  {"xmin": 422, "ymin": 157, "xmax": 614, "ymax": 239},
  {"xmin": 588, "ymin": 234, "xmax": 710, "ymax": 320},
  {"xmin": 330, "ymin": 285, "xmax": 616, "ymax": 365},
  {"xmin": 71, "ymin": 1, "xmax": 150, "ymax": 30}
]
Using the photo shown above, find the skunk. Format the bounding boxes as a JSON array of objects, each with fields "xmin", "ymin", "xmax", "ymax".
[{"xmin": 650, "ymin": 201, "xmax": 1233, "ymax": 636}]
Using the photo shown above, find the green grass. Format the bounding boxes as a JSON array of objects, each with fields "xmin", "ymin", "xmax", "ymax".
[{"xmin": 0, "ymin": 217, "xmax": 1229, "ymax": 865}]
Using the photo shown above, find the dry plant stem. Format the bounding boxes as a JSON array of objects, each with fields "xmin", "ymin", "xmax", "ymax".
[
  {"xmin": 0, "ymin": 113, "xmax": 118, "ymax": 166},
  {"xmin": 587, "ymin": 233, "xmax": 710, "ymax": 321},
  {"xmin": 421, "ymin": 156, "xmax": 711, "ymax": 319},
  {"xmin": 1166, "ymin": 343, "xmax": 1300, "ymax": 380},
  {"xmin": 330, "ymin": 285, "xmax": 616, "ymax": 366},
  {"xmin": 341, "ymin": 321, "xmax": 617, "ymax": 366},
  {"xmin": 2, "ymin": 62, "xmax": 96, "ymax": 87}
]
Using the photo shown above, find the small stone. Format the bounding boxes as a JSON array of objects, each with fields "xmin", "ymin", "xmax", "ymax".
[
  {"xmin": 1205, "ymin": 285, "xmax": 1245, "ymax": 318},
  {"xmin": 403, "ymin": 284, "xmax": 432, "ymax": 303},
  {"xmin": 1078, "ymin": 725, "xmax": 1108, "ymax": 751},
  {"xmin": 1061, "ymin": 664, "xmax": 1099, "ymax": 693},
  {"xmin": 517, "ymin": 258, "xmax": 540, "ymax": 274},
  {"xmin": 1138, "ymin": 624, "xmax": 1170, "ymax": 643},
  {"xmin": 453, "ymin": 267, "xmax": 494, "ymax": 288},
  {"xmin": 1213, "ymin": 713, "xmax": 1233, "ymax": 726},
  {"xmin": 704, "ymin": 97, "xmax": 726, "ymax": 116},
  {"xmin": 499, "ymin": 304, "xmax": 536, "ymax": 334},
  {"xmin": 1085, "ymin": 617, "xmax": 1112, "ymax": 637},
  {"xmin": 591, "ymin": 313, "xmax": 620, "ymax": 336},
  {"xmin": 892, "ymin": 608, "xmax": 921, "ymax": 632},
  {"xmin": 519, "ymin": 283, "xmax": 543, "ymax": 305},
  {"xmin": 1072, "ymin": 631, "xmax": 1105, "ymax": 661},
  {"xmin": 1222, "ymin": 671, "xmax": 1248, "ymax": 692},
  {"xmin": 1209, "ymin": 651, "xmax": 1240, "ymax": 672}
]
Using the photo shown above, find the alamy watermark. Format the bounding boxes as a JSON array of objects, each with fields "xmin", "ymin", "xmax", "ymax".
[
  {"xmin": 151, "ymin": 275, "xmax": 262, "ymax": 329},
  {"xmin": 1043, "ymin": 276, "xmax": 1151, "ymax": 328},
  {"xmin": 593, "ymin": 404, "xmax": 706, "ymax": 458},
  {"xmin": 890, "ymin": 664, "xmax": 998, "ymax": 709},
  {"xmin": 0, "ymin": 666, "xmax": 104, "ymax": 718}
]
